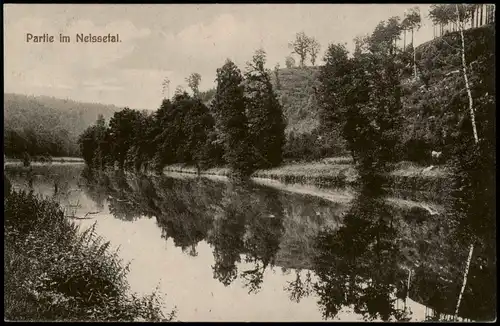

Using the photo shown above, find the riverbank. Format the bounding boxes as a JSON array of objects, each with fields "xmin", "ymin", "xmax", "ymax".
[
  {"xmin": 4, "ymin": 184, "xmax": 175, "ymax": 321},
  {"xmin": 4, "ymin": 156, "xmax": 84, "ymax": 164},
  {"xmin": 163, "ymin": 159, "xmax": 452, "ymax": 202}
]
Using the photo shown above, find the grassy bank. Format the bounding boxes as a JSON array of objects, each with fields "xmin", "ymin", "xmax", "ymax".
[
  {"xmin": 163, "ymin": 159, "xmax": 450, "ymax": 199},
  {"xmin": 4, "ymin": 185, "xmax": 175, "ymax": 321}
]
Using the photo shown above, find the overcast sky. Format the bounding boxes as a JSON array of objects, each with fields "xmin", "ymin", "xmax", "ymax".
[{"xmin": 4, "ymin": 4, "xmax": 436, "ymax": 110}]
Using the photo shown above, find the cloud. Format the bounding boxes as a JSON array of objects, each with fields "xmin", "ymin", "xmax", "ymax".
[{"xmin": 112, "ymin": 13, "xmax": 290, "ymax": 92}]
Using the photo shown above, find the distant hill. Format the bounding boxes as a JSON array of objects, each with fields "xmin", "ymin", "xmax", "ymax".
[{"xmin": 4, "ymin": 93, "xmax": 122, "ymax": 157}]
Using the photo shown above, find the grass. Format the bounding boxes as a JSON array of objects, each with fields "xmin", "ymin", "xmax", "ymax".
[
  {"xmin": 163, "ymin": 158, "xmax": 450, "ymax": 198},
  {"xmin": 4, "ymin": 185, "xmax": 176, "ymax": 322},
  {"xmin": 163, "ymin": 164, "xmax": 231, "ymax": 177}
]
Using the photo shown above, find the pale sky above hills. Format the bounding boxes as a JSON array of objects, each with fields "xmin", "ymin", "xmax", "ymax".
[{"xmin": 4, "ymin": 4, "xmax": 436, "ymax": 110}]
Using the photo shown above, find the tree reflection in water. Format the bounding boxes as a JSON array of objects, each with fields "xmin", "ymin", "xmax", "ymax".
[
  {"xmin": 208, "ymin": 180, "xmax": 285, "ymax": 293},
  {"xmin": 311, "ymin": 178, "xmax": 410, "ymax": 322},
  {"xmin": 285, "ymin": 269, "xmax": 314, "ymax": 303},
  {"xmin": 77, "ymin": 168, "xmax": 495, "ymax": 321}
]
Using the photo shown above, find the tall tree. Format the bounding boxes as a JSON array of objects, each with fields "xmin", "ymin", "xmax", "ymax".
[
  {"xmin": 429, "ymin": 4, "xmax": 451, "ymax": 37},
  {"xmin": 308, "ymin": 37, "xmax": 321, "ymax": 66},
  {"xmin": 317, "ymin": 43, "xmax": 353, "ymax": 158},
  {"xmin": 151, "ymin": 99, "xmax": 178, "ymax": 170},
  {"xmin": 108, "ymin": 108, "xmax": 143, "ymax": 170},
  {"xmin": 244, "ymin": 49, "xmax": 286, "ymax": 168},
  {"xmin": 453, "ymin": 4, "xmax": 480, "ymax": 319},
  {"xmin": 186, "ymin": 72, "xmax": 202, "ymax": 97},
  {"xmin": 368, "ymin": 17, "xmax": 402, "ymax": 56},
  {"xmin": 289, "ymin": 31, "xmax": 311, "ymax": 67},
  {"xmin": 470, "ymin": 4, "xmax": 476, "ymax": 28},
  {"xmin": 212, "ymin": 59, "xmax": 254, "ymax": 176},
  {"xmin": 402, "ymin": 12, "xmax": 409, "ymax": 49},
  {"xmin": 403, "ymin": 7, "xmax": 422, "ymax": 79}
]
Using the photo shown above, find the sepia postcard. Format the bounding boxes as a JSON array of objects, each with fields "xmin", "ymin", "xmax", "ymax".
[{"xmin": 4, "ymin": 3, "xmax": 496, "ymax": 322}]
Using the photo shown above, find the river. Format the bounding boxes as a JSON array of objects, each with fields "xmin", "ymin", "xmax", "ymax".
[{"xmin": 4, "ymin": 163, "xmax": 490, "ymax": 322}]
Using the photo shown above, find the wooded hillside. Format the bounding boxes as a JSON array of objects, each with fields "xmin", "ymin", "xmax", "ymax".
[{"xmin": 4, "ymin": 93, "xmax": 121, "ymax": 158}]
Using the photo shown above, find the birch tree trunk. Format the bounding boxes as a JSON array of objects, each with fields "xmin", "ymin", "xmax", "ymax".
[
  {"xmin": 412, "ymin": 29, "xmax": 417, "ymax": 80},
  {"xmin": 454, "ymin": 4, "xmax": 479, "ymax": 321},
  {"xmin": 455, "ymin": 244, "xmax": 474, "ymax": 320},
  {"xmin": 404, "ymin": 30, "xmax": 406, "ymax": 50},
  {"xmin": 480, "ymin": 5, "xmax": 484, "ymax": 26},
  {"xmin": 405, "ymin": 269, "xmax": 412, "ymax": 309},
  {"xmin": 457, "ymin": 5, "xmax": 479, "ymax": 143}
]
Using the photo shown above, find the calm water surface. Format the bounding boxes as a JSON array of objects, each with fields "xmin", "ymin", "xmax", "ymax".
[{"xmin": 5, "ymin": 163, "xmax": 488, "ymax": 322}]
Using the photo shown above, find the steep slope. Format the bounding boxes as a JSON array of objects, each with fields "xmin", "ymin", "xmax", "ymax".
[{"xmin": 270, "ymin": 66, "xmax": 321, "ymax": 135}]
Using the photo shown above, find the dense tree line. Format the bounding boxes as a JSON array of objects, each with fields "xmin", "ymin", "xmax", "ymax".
[
  {"xmin": 4, "ymin": 93, "xmax": 119, "ymax": 159},
  {"xmin": 78, "ymin": 6, "xmax": 494, "ymax": 177},
  {"xmin": 4, "ymin": 127, "xmax": 79, "ymax": 159},
  {"xmin": 79, "ymin": 49, "xmax": 285, "ymax": 177},
  {"xmin": 429, "ymin": 4, "xmax": 495, "ymax": 38},
  {"xmin": 317, "ymin": 5, "xmax": 494, "ymax": 168},
  {"xmin": 317, "ymin": 18, "xmax": 405, "ymax": 176}
]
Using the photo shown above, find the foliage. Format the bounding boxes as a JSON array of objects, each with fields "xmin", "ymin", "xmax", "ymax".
[
  {"xmin": 402, "ymin": 7, "xmax": 422, "ymax": 35},
  {"xmin": 73, "ymin": 17, "xmax": 493, "ymax": 178},
  {"xmin": 318, "ymin": 38, "xmax": 403, "ymax": 176},
  {"xmin": 308, "ymin": 37, "xmax": 321, "ymax": 66},
  {"xmin": 244, "ymin": 49, "xmax": 286, "ymax": 168},
  {"xmin": 288, "ymin": 32, "xmax": 311, "ymax": 67},
  {"xmin": 4, "ymin": 93, "xmax": 120, "ymax": 159},
  {"xmin": 186, "ymin": 72, "xmax": 202, "ymax": 97},
  {"xmin": 212, "ymin": 59, "xmax": 255, "ymax": 176},
  {"xmin": 79, "ymin": 93, "xmax": 220, "ymax": 173},
  {"xmin": 4, "ymin": 189, "xmax": 175, "ymax": 321}
]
